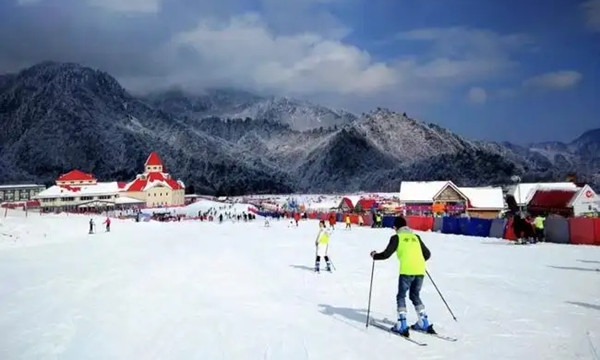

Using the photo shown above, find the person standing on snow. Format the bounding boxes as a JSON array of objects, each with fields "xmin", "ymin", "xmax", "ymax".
[
  {"xmin": 103, "ymin": 217, "xmax": 111, "ymax": 232},
  {"xmin": 370, "ymin": 216, "xmax": 433, "ymax": 337},
  {"xmin": 345, "ymin": 215, "xmax": 351, "ymax": 229},
  {"xmin": 533, "ymin": 214, "xmax": 545, "ymax": 242},
  {"xmin": 315, "ymin": 220, "xmax": 333, "ymax": 272},
  {"xmin": 89, "ymin": 218, "xmax": 95, "ymax": 234}
]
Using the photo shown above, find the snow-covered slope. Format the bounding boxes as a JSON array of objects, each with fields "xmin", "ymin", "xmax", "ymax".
[
  {"xmin": 1, "ymin": 209, "xmax": 599, "ymax": 359},
  {"xmin": 145, "ymin": 89, "xmax": 358, "ymax": 131}
]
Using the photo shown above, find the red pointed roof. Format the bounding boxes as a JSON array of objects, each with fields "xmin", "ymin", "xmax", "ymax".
[
  {"xmin": 125, "ymin": 172, "xmax": 183, "ymax": 192},
  {"xmin": 145, "ymin": 152, "xmax": 163, "ymax": 166},
  {"xmin": 57, "ymin": 170, "xmax": 96, "ymax": 182}
]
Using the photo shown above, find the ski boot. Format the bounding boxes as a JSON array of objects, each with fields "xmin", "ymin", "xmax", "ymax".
[
  {"xmin": 326, "ymin": 261, "xmax": 332, "ymax": 272},
  {"xmin": 391, "ymin": 312, "xmax": 409, "ymax": 337},
  {"xmin": 411, "ymin": 310, "xmax": 436, "ymax": 334},
  {"xmin": 314, "ymin": 260, "xmax": 320, "ymax": 273}
]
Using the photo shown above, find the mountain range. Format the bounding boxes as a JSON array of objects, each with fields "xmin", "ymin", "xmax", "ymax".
[{"xmin": 0, "ymin": 61, "xmax": 598, "ymax": 195}]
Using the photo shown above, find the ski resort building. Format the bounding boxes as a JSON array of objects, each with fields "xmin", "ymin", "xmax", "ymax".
[
  {"xmin": 460, "ymin": 187, "xmax": 505, "ymax": 219},
  {"xmin": 34, "ymin": 153, "xmax": 185, "ymax": 211},
  {"xmin": 0, "ymin": 184, "xmax": 46, "ymax": 203},
  {"xmin": 122, "ymin": 152, "xmax": 185, "ymax": 208},
  {"xmin": 507, "ymin": 182, "xmax": 579, "ymax": 208},
  {"xmin": 34, "ymin": 170, "xmax": 142, "ymax": 212},
  {"xmin": 399, "ymin": 181, "xmax": 470, "ymax": 215},
  {"xmin": 399, "ymin": 181, "xmax": 506, "ymax": 218},
  {"xmin": 527, "ymin": 184, "xmax": 599, "ymax": 217}
]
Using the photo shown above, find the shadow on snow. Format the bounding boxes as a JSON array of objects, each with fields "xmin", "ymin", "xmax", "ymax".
[
  {"xmin": 565, "ymin": 301, "xmax": 600, "ymax": 312},
  {"xmin": 547, "ymin": 265, "xmax": 600, "ymax": 272}
]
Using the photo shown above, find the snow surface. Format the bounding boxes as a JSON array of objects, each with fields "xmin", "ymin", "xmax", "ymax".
[{"xmin": 1, "ymin": 208, "xmax": 599, "ymax": 359}]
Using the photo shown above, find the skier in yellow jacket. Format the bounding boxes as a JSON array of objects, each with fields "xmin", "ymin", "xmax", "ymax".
[
  {"xmin": 370, "ymin": 216, "xmax": 433, "ymax": 337},
  {"xmin": 315, "ymin": 220, "xmax": 333, "ymax": 272}
]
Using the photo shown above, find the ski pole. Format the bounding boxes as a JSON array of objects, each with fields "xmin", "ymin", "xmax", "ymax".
[
  {"xmin": 366, "ymin": 259, "xmax": 375, "ymax": 327},
  {"xmin": 426, "ymin": 270, "xmax": 457, "ymax": 321}
]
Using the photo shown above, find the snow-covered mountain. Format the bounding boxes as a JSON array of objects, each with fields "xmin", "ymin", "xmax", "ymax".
[
  {"xmin": 0, "ymin": 62, "xmax": 597, "ymax": 194},
  {"xmin": 144, "ymin": 89, "xmax": 358, "ymax": 131}
]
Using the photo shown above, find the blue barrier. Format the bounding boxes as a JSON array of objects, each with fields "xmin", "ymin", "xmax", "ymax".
[
  {"xmin": 433, "ymin": 217, "xmax": 443, "ymax": 232},
  {"xmin": 336, "ymin": 213, "xmax": 342, "ymax": 222},
  {"xmin": 467, "ymin": 218, "xmax": 492, "ymax": 237},
  {"xmin": 382, "ymin": 216, "xmax": 395, "ymax": 228},
  {"xmin": 489, "ymin": 219, "xmax": 507, "ymax": 238},
  {"xmin": 458, "ymin": 218, "xmax": 470, "ymax": 235},
  {"xmin": 442, "ymin": 217, "xmax": 460, "ymax": 234}
]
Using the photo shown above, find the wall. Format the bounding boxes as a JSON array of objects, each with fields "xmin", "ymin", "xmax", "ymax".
[
  {"xmin": 146, "ymin": 186, "xmax": 173, "ymax": 207},
  {"xmin": 467, "ymin": 210, "xmax": 501, "ymax": 219}
]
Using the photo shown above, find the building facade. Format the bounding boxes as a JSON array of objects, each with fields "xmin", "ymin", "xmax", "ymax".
[
  {"xmin": 0, "ymin": 184, "xmax": 46, "ymax": 202},
  {"xmin": 33, "ymin": 152, "xmax": 184, "ymax": 211},
  {"xmin": 123, "ymin": 152, "xmax": 185, "ymax": 208}
]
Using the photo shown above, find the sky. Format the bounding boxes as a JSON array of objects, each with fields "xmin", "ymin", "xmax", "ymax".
[{"xmin": 0, "ymin": 0, "xmax": 598, "ymax": 143}]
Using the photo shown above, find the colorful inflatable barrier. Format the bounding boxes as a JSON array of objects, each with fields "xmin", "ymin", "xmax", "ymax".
[
  {"xmin": 489, "ymin": 219, "xmax": 508, "ymax": 239},
  {"xmin": 442, "ymin": 217, "xmax": 460, "ymax": 235},
  {"xmin": 568, "ymin": 218, "xmax": 598, "ymax": 245},
  {"xmin": 466, "ymin": 218, "xmax": 492, "ymax": 237},
  {"xmin": 433, "ymin": 217, "xmax": 443, "ymax": 232},
  {"xmin": 503, "ymin": 218, "xmax": 517, "ymax": 241},
  {"xmin": 544, "ymin": 216, "xmax": 570, "ymax": 244},
  {"xmin": 382, "ymin": 216, "xmax": 395, "ymax": 228},
  {"xmin": 406, "ymin": 216, "xmax": 434, "ymax": 231}
]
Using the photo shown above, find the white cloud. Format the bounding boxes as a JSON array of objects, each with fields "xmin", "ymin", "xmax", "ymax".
[
  {"xmin": 467, "ymin": 87, "xmax": 487, "ymax": 104},
  {"xmin": 165, "ymin": 13, "xmax": 396, "ymax": 95},
  {"xmin": 87, "ymin": 0, "xmax": 161, "ymax": 13},
  {"xmin": 582, "ymin": 0, "xmax": 600, "ymax": 32},
  {"xmin": 523, "ymin": 71, "xmax": 583, "ymax": 90}
]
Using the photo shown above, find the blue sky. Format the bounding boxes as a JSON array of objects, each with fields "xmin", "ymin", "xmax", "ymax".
[{"xmin": 0, "ymin": 0, "xmax": 598, "ymax": 143}]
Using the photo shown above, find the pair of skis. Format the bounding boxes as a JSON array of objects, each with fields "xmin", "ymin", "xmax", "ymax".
[{"xmin": 368, "ymin": 318, "xmax": 457, "ymax": 346}]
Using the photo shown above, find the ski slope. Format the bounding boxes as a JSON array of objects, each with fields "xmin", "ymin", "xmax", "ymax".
[{"xmin": 1, "ymin": 210, "xmax": 599, "ymax": 359}]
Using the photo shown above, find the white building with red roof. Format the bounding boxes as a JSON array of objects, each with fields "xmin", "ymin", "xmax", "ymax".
[
  {"xmin": 34, "ymin": 152, "xmax": 184, "ymax": 211},
  {"xmin": 122, "ymin": 152, "xmax": 185, "ymax": 207}
]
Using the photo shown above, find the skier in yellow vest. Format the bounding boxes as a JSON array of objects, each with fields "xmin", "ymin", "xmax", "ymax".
[
  {"xmin": 370, "ymin": 216, "xmax": 432, "ymax": 337},
  {"xmin": 345, "ymin": 215, "xmax": 351, "ymax": 229},
  {"xmin": 533, "ymin": 215, "xmax": 545, "ymax": 242},
  {"xmin": 315, "ymin": 220, "xmax": 333, "ymax": 272}
]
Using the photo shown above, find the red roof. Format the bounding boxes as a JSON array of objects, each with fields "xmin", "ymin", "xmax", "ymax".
[
  {"xmin": 126, "ymin": 172, "xmax": 183, "ymax": 192},
  {"xmin": 357, "ymin": 199, "xmax": 377, "ymax": 209},
  {"xmin": 117, "ymin": 182, "xmax": 127, "ymax": 189},
  {"xmin": 340, "ymin": 197, "xmax": 354, "ymax": 209},
  {"xmin": 145, "ymin": 152, "xmax": 163, "ymax": 166},
  {"xmin": 528, "ymin": 190, "xmax": 578, "ymax": 209},
  {"xmin": 60, "ymin": 185, "xmax": 82, "ymax": 192},
  {"xmin": 58, "ymin": 170, "xmax": 95, "ymax": 182}
]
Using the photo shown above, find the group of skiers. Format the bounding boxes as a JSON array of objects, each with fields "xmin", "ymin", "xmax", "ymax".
[
  {"xmin": 312, "ymin": 215, "xmax": 436, "ymax": 338},
  {"xmin": 88, "ymin": 217, "xmax": 111, "ymax": 234},
  {"xmin": 512, "ymin": 212, "xmax": 546, "ymax": 244}
]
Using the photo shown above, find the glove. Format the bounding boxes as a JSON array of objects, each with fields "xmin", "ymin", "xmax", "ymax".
[{"xmin": 370, "ymin": 251, "xmax": 377, "ymax": 258}]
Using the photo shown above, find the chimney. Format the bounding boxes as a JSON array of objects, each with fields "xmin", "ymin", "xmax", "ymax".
[{"xmin": 566, "ymin": 174, "xmax": 576, "ymax": 183}]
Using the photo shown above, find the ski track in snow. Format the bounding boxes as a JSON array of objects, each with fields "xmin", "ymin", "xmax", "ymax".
[{"xmin": 0, "ymin": 209, "xmax": 599, "ymax": 359}]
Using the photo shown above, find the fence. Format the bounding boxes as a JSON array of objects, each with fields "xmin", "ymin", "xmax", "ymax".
[{"xmin": 334, "ymin": 213, "xmax": 600, "ymax": 246}]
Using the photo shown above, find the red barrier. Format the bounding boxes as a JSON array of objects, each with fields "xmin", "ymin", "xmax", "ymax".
[
  {"xmin": 594, "ymin": 219, "xmax": 600, "ymax": 245},
  {"xmin": 309, "ymin": 212, "xmax": 317, "ymax": 219},
  {"xmin": 406, "ymin": 216, "xmax": 434, "ymax": 231},
  {"xmin": 569, "ymin": 218, "xmax": 596, "ymax": 245},
  {"xmin": 363, "ymin": 215, "xmax": 372, "ymax": 226},
  {"xmin": 504, "ymin": 218, "xmax": 517, "ymax": 241}
]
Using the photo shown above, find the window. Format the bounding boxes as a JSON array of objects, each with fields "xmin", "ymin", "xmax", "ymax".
[
  {"xmin": 80, "ymin": 196, "xmax": 93, "ymax": 201},
  {"xmin": 98, "ymin": 195, "xmax": 111, "ymax": 200},
  {"xmin": 63, "ymin": 197, "xmax": 75, "ymax": 202}
]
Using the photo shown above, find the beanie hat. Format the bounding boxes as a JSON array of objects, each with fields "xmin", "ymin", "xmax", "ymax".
[{"xmin": 394, "ymin": 216, "xmax": 407, "ymax": 229}]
